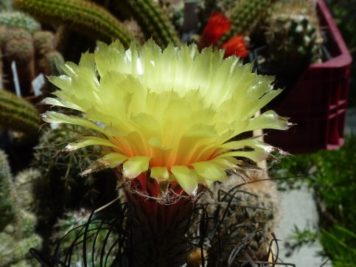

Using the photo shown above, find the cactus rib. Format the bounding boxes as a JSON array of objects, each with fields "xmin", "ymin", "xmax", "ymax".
[
  {"xmin": 124, "ymin": 0, "xmax": 180, "ymax": 47},
  {"xmin": 0, "ymin": 90, "xmax": 41, "ymax": 136},
  {"xmin": 13, "ymin": 0, "xmax": 133, "ymax": 46}
]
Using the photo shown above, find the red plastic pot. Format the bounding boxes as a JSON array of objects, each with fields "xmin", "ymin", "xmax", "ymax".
[{"xmin": 265, "ymin": 0, "xmax": 352, "ymax": 154}]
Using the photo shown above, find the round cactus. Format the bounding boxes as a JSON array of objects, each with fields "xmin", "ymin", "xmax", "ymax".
[
  {"xmin": 0, "ymin": 11, "xmax": 40, "ymax": 33},
  {"xmin": 33, "ymin": 30, "xmax": 55, "ymax": 56}
]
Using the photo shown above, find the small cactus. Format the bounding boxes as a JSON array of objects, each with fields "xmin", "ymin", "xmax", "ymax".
[
  {"xmin": 265, "ymin": 0, "xmax": 323, "ymax": 70},
  {"xmin": 0, "ymin": 89, "xmax": 41, "ymax": 137},
  {"xmin": 196, "ymin": 170, "xmax": 278, "ymax": 264},
  {"xmin": 0, "ymin": 11, "xmax": 40, "ymax": 33},
  {"xmin": 14, "ymin": 0, "xmax": 134, "ymax": 46},
  {"xmin": 33, "ymin": 30, "xmax": 55, "ymax": 56}
]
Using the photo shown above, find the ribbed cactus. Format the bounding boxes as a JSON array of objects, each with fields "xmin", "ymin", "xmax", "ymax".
[
  {"xmin": 121, "ymin": 0, "xmax": 180, "ymax": 47},
  {"xmin": 0, "ymin": 150, "xmax": 16, "ymax": 231},
  {"xmin": 266, "ymin": 0, "xmax": 323, "ymax": 69},
  {"xmin": 0, "ymin": 11, "xmax": 40, "ymax": 33},
  {"xmin": 14, "ymin": 0, "xmax": 134, "ymax": 46},
  {"xmin": 0, "ymin": 89, "xmax": 41, "ymax": 136},
  {"xmin": 0, "ymin": 150, "xmax": 42, "ymax": 267},
  {"xmin": 218, "ymin": 0, "xmax": 272, "ymax": 45}
]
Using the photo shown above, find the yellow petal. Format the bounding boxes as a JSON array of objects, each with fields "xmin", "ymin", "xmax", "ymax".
[
  {"xmin": 151, "ymin": 167, "xmax": 170, "ymax": 181},
  {"xmin": 192, "ymin": 161, "xmax": 226, "ymax": 181},
  {"xmin": 65, "ymin": 136, "xmax": 117, "ymax": 151},
  {"xmin": 123, "ymin": 156, "xmax": 150, "ymax": 179},
  {"xmin": 171, "ymin": 166, "xmax": 198, "ymax": 194}
]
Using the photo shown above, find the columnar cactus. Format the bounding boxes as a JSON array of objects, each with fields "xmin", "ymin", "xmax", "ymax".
[
  {"xmin": 13, "ymin": 0, "xmax": 134, "ymax": 46},
  {"xmin": 0, "ymin": 90, "xmax": 41, "ymax": 137},
  {"xmin": 0, "ymin": 151, "xmax": 16, "ymax": 231},
  {"xmin": 122, "ymin": 0, "xmax": 180, "ymax": 47},
  {"xmin": 218, "ymin": 0, "xmax": 272, "ymax": 45},
  {"xmin": 0, "ymin": 150, "xmax": 42, "ymax": 267}
]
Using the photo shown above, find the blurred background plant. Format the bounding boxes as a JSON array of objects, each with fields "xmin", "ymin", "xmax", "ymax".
[{"xmin": 269, "ymin": 135, "xmax": 356, "ymax": 266}]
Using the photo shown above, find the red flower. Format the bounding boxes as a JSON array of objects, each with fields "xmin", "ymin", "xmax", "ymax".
[
  {"xmin": 199, "ymin": 12, "xmax": 231, "ymax": 47},
  {"xmin": 222, "ymin": 35, "xmax": 249, "ymax": 58}
]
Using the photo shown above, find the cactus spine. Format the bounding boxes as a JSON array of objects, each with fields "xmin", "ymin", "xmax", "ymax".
[
  {"xmin": 196, "ymin": 170, "xmax": 277, "ymax": 265},
  {"xmin": 13, "ymin": 0, "xmax": 133, "ymax": 46},
  {"xmin": 123, "ymin": 0, "xmax": 180, "ymax": 47},
  {"xmin": 0, "ymin": 89, "xmax": 41, "ymax": 136}
]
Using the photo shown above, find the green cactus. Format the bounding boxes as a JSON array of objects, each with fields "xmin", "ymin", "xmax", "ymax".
[
  {"xmin": 0, "ymin": 89, "xmax": 41, "ymax": 136},
  {"xmin": 265, "ymin": 0, "xmax": 323, "ymax": 69},
  {"xmin": 0, "ymin": 150, "xmax": 42, "ymax": 267},
  {"xmin": 13, "ymin": 0, "xmax": 134, "ymax": 46},
  {"xmin": 0, "ymin": 232, "xmax": 42, "ymax": 267},
  {"xmin": 0, "ymin": 11, "xmax": 40, "ymax": 33},
  {"xmin": 0, "ymin": 150, "xmax": 16, "ymax": 231},
  {"xmin": 14, "ymin": 169, "xmax": 41, "ymax": 211},
  {"xmin": 218, "ymin": 0, "xmax": 272, "ymax": 45},
  {"xmin": 122, "ymin": 0, "xmax": 180, "ymax": 47}
]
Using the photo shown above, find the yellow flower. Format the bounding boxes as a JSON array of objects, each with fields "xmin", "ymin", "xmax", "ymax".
[{"xmin": 43, "ymin": 40, "xmax": 288, "ymax": 194}]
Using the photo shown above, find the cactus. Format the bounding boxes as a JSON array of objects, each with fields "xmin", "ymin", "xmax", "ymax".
[
  {"xmin": 13, "ymin": 0, "xmax": 134, "ymax": 46},
  {"xmin": 32, "ymin": 124, "xmax": 118, "ymax": 238},
  {"xmin": 14, "ymin": 169, "xmax": 41, "ymax": 211},
  {"xmin": 0, "ymin": 21, "xmax": 64, "ymax": 97},
  {"xmin": 0, "ymin": 233, "xmax": 42, "ymax": 267},
  {"xmin": 218, "ymin": 0, "xmax": 272, "ymax": 45},
  {"xmin": 121, "ymin": 0, "xmax": 180, "ymax": 47},
  {"xmin": 0, "ymin": 89, "xmax": 41, "ymax": 136},
  {"xmin": 265, "ymin": 0, "xmax": 323, "ymax": 69},
  {"xmin": 33, "ymin": 30, "xmax": 55, "ymax": 56},
  {"xmin": 3, "ymin": 28, "xmax": 36, "ymax": 95},
  {"xmin": 194, "ymin": 170, "xmax": 277, "ymax": 265},
  {"xmin": 0, "ymin": 150, "xmax": 42, "ymax": 267},
  {"xmin": 0, "ymin": 150, "xmax": 16, "ymax": 231},
  {"xmin": 0, "ymin": 11, "xmax": 40, "ymax": 33}
]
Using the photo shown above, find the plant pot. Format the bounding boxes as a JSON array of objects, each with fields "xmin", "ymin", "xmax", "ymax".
[{"xmin": 264, "ymin": 0, "xmax": 352, "ymax": 153}]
